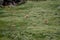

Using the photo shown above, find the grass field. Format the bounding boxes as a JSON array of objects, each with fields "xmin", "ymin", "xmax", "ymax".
[{"xmin": 0, "ymin": 0, "xmax": 60, "ymax": 40}]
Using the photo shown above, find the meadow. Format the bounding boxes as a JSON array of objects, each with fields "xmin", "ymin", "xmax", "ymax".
[{"xmin": 0, "ymin": 0, "xmax": 60, "ymax": 40}]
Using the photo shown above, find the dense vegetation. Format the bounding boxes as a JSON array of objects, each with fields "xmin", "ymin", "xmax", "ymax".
[
  {"xmin": 0, "ymin": 0, "xmax": 60, "ymax": 40},
  {"xmin": 0, "ymin": 0, "xmax": 26, "ymax": 6}
]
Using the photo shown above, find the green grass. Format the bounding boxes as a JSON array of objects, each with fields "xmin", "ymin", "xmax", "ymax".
[{"xmin": 0, "ymin": 1, "xmax": 60, "ymax": 40}]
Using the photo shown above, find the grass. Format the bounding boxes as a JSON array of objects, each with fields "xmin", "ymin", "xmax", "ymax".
[{"xmin": 0, "ymin": 0, "xmax": 60, "ymax": 40}]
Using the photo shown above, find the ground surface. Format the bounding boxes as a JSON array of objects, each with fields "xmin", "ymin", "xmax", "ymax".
[{"xmin": 0, "ymin": 0, "xmax": 60, "ymax": 40}]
